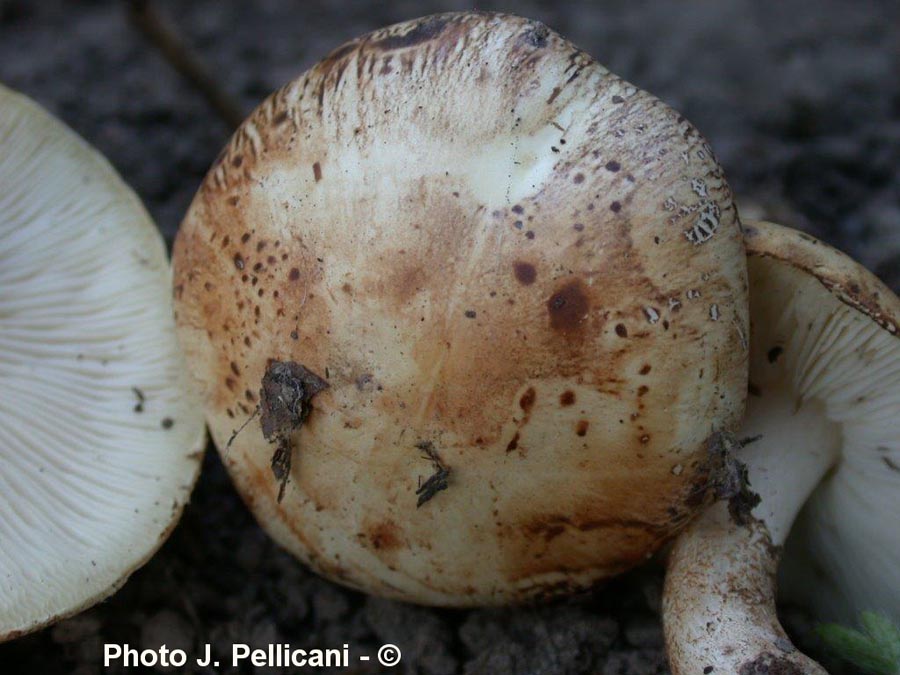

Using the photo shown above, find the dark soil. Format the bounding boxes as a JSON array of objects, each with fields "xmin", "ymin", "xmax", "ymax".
[{"xmin": 1, "ymin": 1, "xmax": 897, "ymax": 673}]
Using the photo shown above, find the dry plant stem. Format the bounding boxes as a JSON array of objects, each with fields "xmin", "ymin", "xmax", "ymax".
[{"xmin": 127, "ymin": 0, "xmax": 245, "ymax": 129}]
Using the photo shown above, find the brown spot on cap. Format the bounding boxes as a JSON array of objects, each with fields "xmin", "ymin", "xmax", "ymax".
[
  {"xmin": 767, "ymin": 346, "xmax": 783, "ymax": 363},
  {"xmin": 367, "ymin": 521, "xmax": 402, "ymax": 550},
  {"xmin": 560, "ymin": 391, "xmax": 575, "ymax": 406},
  {"xmin": 576, "ymin": 420, "xmax": 589, "ymax": 436},
  {"xmin": 289, "ymin": 268, "xmax": 300, "ymax": 281},
  {"xmin": 605, "ymin": 160, "xmax": 621, "ymax": 172},
  {"xmin": 161, "ymin": 417, "xmax": 174, "ymax": 429},
  {"xmin": 233, "ymin": 253, "xmax": 245, "ymax": 270},
  {"xmin": 573, "ymin": 173, "xmax": 585, "ymax": 184},
  {"xmin": 519, "ymin": 387, "xmax": 536, "ymax": 413},
  {"xmin": 506, "ymin": 432, "xmax": 520, "ymax": 452},
  {"xmin": 639, "ymin": 364, "xmax": 652, "ymax": 375},
  {"xmin": 615, "ymin": 323, "xmax": 628, "ymax": 337},
  {"xmin": 513, "ymin": 261, "xmax": 537, "ymax": 285},
  {"xmin": 547, "ymin": 280, "xmax": 589, "ymax": 333},
  {"xmin": 312, "ymin": 161, "xmax": 322, "ymax": 182},
  {"xmin": 464, "ymin": 309, "xmax": 477, "ymax": 319},
  {"xmin": 610, "ymin": 201, "xmax": 621, "ymax": 212}
]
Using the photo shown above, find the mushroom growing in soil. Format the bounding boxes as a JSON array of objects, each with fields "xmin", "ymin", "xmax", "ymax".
[
  {"xmin": 173, "ymin": 12, "xmax": 749, "ymax": 605},
  {"xmin": 0, "ymin": 84, "xmax": 206, "ymax": 639},
  {"xmin": 663, "ymin": 220, "xmax": 900, "ymax": 674}
]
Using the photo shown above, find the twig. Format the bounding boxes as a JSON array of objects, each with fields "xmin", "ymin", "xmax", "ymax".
[
  {"xmin": 126, "ymin": 0, "xmax": 245, "ymax": 130},
  {"xmin": 226, "ymin": 406, "xmax": 259, "ymax": 450},
  {"xmin": 415, "ymin": 441, "xmax": 451, "ymax": 507}
]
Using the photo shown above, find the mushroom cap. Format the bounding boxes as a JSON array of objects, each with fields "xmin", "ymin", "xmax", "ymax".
[
  {"xmin": 0, "ymin": 84, "xmax": 206, "ymax": 639},
  {"xmin": 742, "ymin": 220, "xmax": 900, "ymax": 623},
  {"xmin": 173, "ymin": 12, "xmax": 748, "ymax": 605}
]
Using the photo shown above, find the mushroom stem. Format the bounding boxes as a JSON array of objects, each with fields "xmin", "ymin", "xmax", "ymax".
[
  {"xmin": 664, "ymin": 508, "xmax": 829, "ymax": 674},
  {"xmin": 663, "ymin": 391, "xmax": 840, "ymax": 674}
]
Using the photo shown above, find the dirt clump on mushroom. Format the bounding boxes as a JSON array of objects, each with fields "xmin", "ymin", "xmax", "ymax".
[
  {"xmin": 706, "ymin": 431, "xmax": 764, "ymax": 526},
  {"xmin": 258, "ymin": 360, "xmax": 329, "ymax": 502}
]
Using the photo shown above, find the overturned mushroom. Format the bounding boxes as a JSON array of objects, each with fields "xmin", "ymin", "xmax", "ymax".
[
  {"xmin": 663, "ymin": 220, "xmax": 900, "ymax": 673},
  {"xmin": 0, "ymin": 84, "xmax": 206, "ymax": 639},
  {"xmin": 173, "ymin": 12, "xmax": 749, "ymax": 605}
]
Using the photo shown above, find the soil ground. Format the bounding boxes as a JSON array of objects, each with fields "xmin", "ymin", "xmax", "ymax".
[{"xmin": 1, "ymin": 1, "xmax": 897, "ymax": 673}]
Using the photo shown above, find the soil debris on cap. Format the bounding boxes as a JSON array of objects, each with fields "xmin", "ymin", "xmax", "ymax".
[
  {"xmin": 415, "ymin": 440, "xmax": 450, "ymax": 508},
  {"xmin": 707, "ymin": 431, "xmax": 762, "ymax": 525},
  {"xmin": 132, "ymin": 387, "xmax": 145, "ymax": 413},
  {"xmin": 259, "ymin": 360, "xmax": 329, "ymax": 502},
  {"xmin": 738, "ymin": 651, "xmax": 806, "ymax": 674}
]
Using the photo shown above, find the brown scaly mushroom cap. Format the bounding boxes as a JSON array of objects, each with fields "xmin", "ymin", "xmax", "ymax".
[
  {"xmin": 173, "ymin": 12, "xmax": 748, "ymax": 605},
  {"xmin": 663, "ymin": 220, "xmax": 900, "ymax": 674}
]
